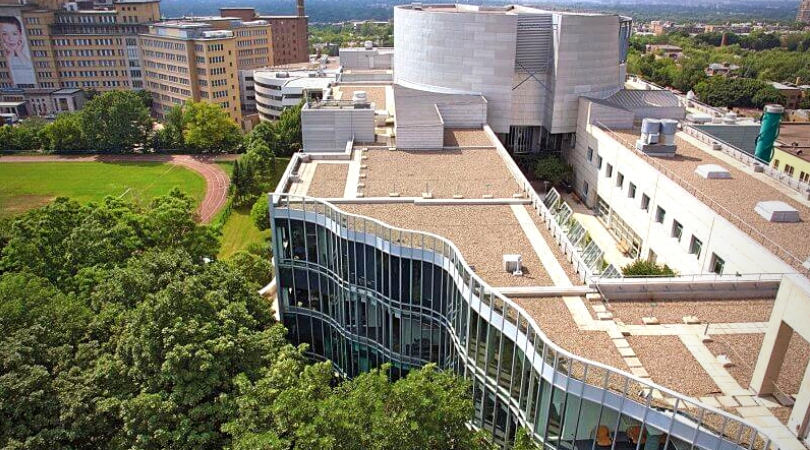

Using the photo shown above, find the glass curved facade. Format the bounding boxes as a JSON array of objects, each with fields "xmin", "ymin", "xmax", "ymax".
[{"xmin": 270, "ymin": 195, "xmax": 777, "ymax": 450}]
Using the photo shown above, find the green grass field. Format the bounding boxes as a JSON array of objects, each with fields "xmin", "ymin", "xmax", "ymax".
[
  {"xmin": 217, "ymin": 157, "xmax": 290, "ymax": 259},
  {"xmin": 0, "ymin": 162, "xmax": 206, "ymax": 219}
]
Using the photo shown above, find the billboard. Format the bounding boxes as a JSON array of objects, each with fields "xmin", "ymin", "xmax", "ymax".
[{"xmin": 0, "ymin": 16, "xmax": 35, "ymax": 87}]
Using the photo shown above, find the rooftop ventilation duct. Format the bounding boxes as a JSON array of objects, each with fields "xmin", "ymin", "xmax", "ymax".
[
  {"xmin": 755, "ymin": 201, "xmax": 800, "ymax": 223},
  {"xmin": 695, "ymin": 164, "xmax": 731, "ymax": 179},
  {"xmin": 352, "ymin": 91, "xmax": 368, "ymax": 104},
  {"xmin": 636, "ymin": 118, "xmax": 677, "ymax": 157},
  {"xmin": 723, "ymin": 112, "xmax": 738, "ymax": 125},
  {"xmin": 364, "ymin": 40, "xmax": 373, "ymax": 49}
]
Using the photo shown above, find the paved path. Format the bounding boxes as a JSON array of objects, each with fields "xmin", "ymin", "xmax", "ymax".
[{"xmin": 0, "ymin": 154, "xmax": 231, "ymax": 223}]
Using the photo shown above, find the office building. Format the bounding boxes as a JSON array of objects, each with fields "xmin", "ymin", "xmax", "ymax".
[
  {"xmin": 0, "ymin": 0, "xmax": 159, "ymax": 115},
  {"xmin": 265, "ymin": 4, "xmax": 810, "ymax": 449},
  {"xmin": 393, "ymin": 4, "xmax": 633, "ymax": 152},
  {"xmin": 253, "ymin": 68, "xmax": 336, "ymax": 121}
]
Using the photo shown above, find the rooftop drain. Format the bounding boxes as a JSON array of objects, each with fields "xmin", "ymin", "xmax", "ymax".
[
  {"xmin": 755, "ymin": 201, "xmax": 801, "ymax": 223},
  {"xmin": 695, "ymin": 164, "xmax": 731, "ymax": 179}
]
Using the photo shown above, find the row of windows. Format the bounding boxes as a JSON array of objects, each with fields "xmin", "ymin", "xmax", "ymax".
[
  {"xmin": 62, "ymin": 80, "xmax": 126, "ymax": 88},
  {"xmin": 58, "ymin": 59, "xmax": 120, "ymax": 68},
  {"xmin": 141, "ymin": 39, "xmax": 186, "ymax": 52},
  {"xmin": 207, "ymin": 44, "xmax": 224, "ymax": 52},
  {"xmin": 53, "ymin": 38, "xmax": 116, "ymax": 46},
  {"xmin": 237, "ymin": 47, "xmax": 269, "ymax": 57},
  {"xmin": 60, "ymin": 70, "xmax": 123, "ymax": 78},
  {"xmin": 145, "ymin": 81, "xmax": 191, "ymax": 97},
  {"xmin": 142, "ymin": 50, "xmax": 187, "ymax": 63},
  {"xmin": 143, "ymin": 60, "xmax": 189, "ymax": 74},
  {"xmin": 236, "ymin": 37, "xmax": 269, "ymax": 47},
  {"xmin": 55, "ymin": 49, "xmax": 118, "ymax": 57},
  {"xmin": 57, "ymin": 14, "xmax": 117, "ymax": 24},
  {"xmin": 238, "ymin": 57, "xmax": 269, "ymax": 67},
  {"xmin": 588, "ymin": 147, "xmax": 728, "ymax": 275},
  {"xmin": 234, "ymin": 28, "xmax": 268, "ymax": 37},
  {"xmin": 143, "ymin": 71, "xmax": 190, "ymax": 85},
  {"xmin": 27, "ymin": 28, "xmax": 44, "ymax": 36}
]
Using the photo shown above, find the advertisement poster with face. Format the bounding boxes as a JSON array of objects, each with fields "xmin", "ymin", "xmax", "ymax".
[{"xmin": 0, "ymin": 16, "xmax": 35, "ymax": 87}]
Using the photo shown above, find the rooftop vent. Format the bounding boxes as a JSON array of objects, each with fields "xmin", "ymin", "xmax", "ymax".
[
  {"xmin": 276, "ymin": 72, "xmax": 289, "ymax": 78},
  {"xmin": 364, "ymin": 40, "xmax": 373, "ymax": 50},
  {"xmin": 636, "ymin": 118, "xmax": 677, "ymax": 157},
  {"xmin": 755, "ymin": 201, "xmax": 801, "ymax": 223},
  {"xmin": 351, "ymin": 91, "xmax": 368, "ymax": 104},
  {"xmin": 723, "ymin": 112, "xmax": 738, "ymax": 125},
  {"xmin": 695, "ymin": 164, "xmax": 731, "ymax": 179},
  {"xmin": 503, "ymin": 254, "xmax": 523, "ymax": 276},
  {"xmin": 411, "ymin": 2, "xmax": 423, "ymax": 10}
]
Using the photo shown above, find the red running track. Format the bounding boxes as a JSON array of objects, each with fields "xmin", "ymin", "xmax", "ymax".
[{"xmin": 0, "ymin": 154, "xmax": 231, "ymax": 223}]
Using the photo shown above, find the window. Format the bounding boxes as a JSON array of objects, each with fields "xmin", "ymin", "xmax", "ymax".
[
  {"xmin": 784, "ymin": 164, "xmax": 795, "ymax": 177},
  {"xmin": 801, "ymin": 171, "xmax": 810, "ymax": 184},
  {"xmin": 655, "ymin": 206, "xmax": 666, "ymax": 223},
  {"xmin": 773, "ymin": 159, "xmax": 780, "ymax": 169},
  {"xmin": 690, "ymin": 236, "xmax": 703, "ymax": 258},
  {"xmin": 616, "ymin": 172, "xmax": 624, "ymax": 188},
  {"xmin": 672, "ymin": 220, "xmax": 683, "ymax": 241},
  {"xmin": 596, "ymin": 155, "xmax": 603, "ymax": 169},
  {"xmin": 605, "ymin": 163, "xmax": 613, "ymax": 178},
  {"xmin": 710, "ymin": 254, "xmax": 725, "ymax": 275},
  {"xmin": 586, "ymin": 147, "xmax": 593, "ymax": 162},
  {"xmin": 583, "ymin": 181, "xmax": 589, "ymax": 198},
  {"xmin": 628, "ymin": 182, "xmax": 636, "ymax": 198},
  {"xmin": 641, "ymin": 194, "xmax": 650, "ymax": 211}
]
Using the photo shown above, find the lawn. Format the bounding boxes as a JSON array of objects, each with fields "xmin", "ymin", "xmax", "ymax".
[
  {"xmin": 0, "ymin": 162, "xmax": 206, "ymax": 219},
  {"xmin": 218, "ymin": 157, "xmax": 290, "ymax": 259},
  {"xmin": 218, "ymin": 206, "xmax": 270, "ymax": 259}
]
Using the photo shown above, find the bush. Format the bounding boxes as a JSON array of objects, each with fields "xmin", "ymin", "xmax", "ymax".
[
  {"xmin": 621, "ymin": 259, "xmax": 676, "ymax": 277},
  {"xmin": 534, "ymin": 156, "xmax": 573, "ymax": 186}
]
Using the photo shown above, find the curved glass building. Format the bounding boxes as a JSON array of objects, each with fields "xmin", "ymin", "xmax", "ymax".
[{"xmin": 270, "ymin": 194, "xmax": 775, "ymax": 450}]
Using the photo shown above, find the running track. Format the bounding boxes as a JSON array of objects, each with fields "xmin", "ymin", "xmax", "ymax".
[{"xmin": 0, "ymin": 154, "xmax": 233, "ymax": 223}]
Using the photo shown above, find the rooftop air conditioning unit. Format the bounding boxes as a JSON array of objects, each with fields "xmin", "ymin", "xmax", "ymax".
[
  {"xmin": 276, "ymin": 72, "xmax": 289, "ymax": 78},
  {"xmin": 503, "ymin": 254, "xmax": 523, "ymax": 276}
]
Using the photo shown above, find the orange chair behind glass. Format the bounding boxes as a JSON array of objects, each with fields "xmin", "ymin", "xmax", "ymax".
[{"xmin": 596, "ymin": 425, "xmax": 612, "ymax": 447}]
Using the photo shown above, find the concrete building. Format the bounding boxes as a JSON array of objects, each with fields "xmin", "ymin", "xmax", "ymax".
[
  {"xmin": 263, "ymin": 6, "xmax": 810, "ymax": 449},
  {"xmin": 798, "ymin": 0, "xmax": 810, "ymax": 24},
  {"xmin": 339, "ymin": 42, "xmax": 393, "ymax": 70},
  {"xmin": 253, "ymin": 68, "xmax": 337, "ymax": 121},
  {"xmin": 0, "ymin": 0, "xmax": 159, "ymax": 108},
  {"xmin": 393, "ymin": 4, "xmax": 632, "ymax": 152}
]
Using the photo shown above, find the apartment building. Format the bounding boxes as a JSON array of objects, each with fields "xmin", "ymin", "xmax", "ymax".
[
  {"xmin": 0, "ymin": 0, "xmax": 158, "ymax": 115},
  {"xmin": 140, "ymin": 3, "xmax": 309, "ymax": 128}
]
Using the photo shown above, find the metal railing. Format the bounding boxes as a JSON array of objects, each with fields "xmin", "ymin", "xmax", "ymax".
[
  {"xmin": 273, "ymin": 194, "xmax": 781, "ymax": 450},
  {"xmin": 596, "ymin": 121, "xmax": 806, "ymax": 274}
]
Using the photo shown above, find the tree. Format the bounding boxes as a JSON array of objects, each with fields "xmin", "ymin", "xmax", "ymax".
[
  {"xmin": 250, "ymin": 193, "xmax": 270, "ymax": 231},
  {"xmin": 621, "ymin": 260, "xmax": 676, "ymax": 277},
  {"xmin": 271, "ymin": 102, "xmax": 303, "ymax": 158},
  {"xmin": 533, "ymin": 156, "xmax": 573, "ymax": 187},
  {"xmin": 181, "ymin": 101, "xmax": 243, "ymax": 153},
  {"xmin": 80, "ymin": 91, "xmax": 152, "ymax": 153},
  {"xmin": 41, "ymin": 113, "xmax": 86, "ymax": 152}
]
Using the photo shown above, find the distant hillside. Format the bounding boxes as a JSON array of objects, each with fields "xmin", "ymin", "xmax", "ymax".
[{"xmin": 158, "ymin": 0, "xmax": 800, "ymax": 24}]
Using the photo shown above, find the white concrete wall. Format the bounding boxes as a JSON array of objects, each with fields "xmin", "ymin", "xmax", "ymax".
[
  {"xmin": 437, "ymin": 102, "xmax": 488, "ymax": 128},
  {"xmin": 302, "ymin": 108, "xmax": 375, "ymax": 152},
  {"xmin": 569, "ymin": 121, "xmax": 796, "ymax": 276},
  {"xmin": 393, "ymin": 6, "xmax": 517, "ymax": 133},
  {"xmin": 511, "ymin": 71, "xmax": 547, "ymax": 127},
  {"xmin": 395, "ymin": 124, "xmax": 444, "ymax": 149},
  {"xmin": 578, "ymin": 98, "xmax": 634, "ymax": 131},
  {"xmin": 340, "ymin": 48, "xmax": 393, "ymax": 70},
  {"xmin": 547, "ymin": 14, "xmax": 623, "ymax": 135}
]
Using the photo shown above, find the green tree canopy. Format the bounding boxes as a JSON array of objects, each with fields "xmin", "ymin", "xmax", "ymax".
[
  {"xmin": 181, "ymin": 101, "xmax": 243, "ymax": 153},
  {"xmin": 41, "ymin": 112, "xmax": 86, "ymax": 152},
  {"xmin": 80, "ymin": 91, "xmax": 153, "ymax": 153}
]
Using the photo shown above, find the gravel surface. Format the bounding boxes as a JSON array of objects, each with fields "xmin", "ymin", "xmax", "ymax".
[
  {"xmin": 363, "ymin": 148, "xmax": 521, "ymax": 198},
  {"xmin": 337, "ymin": 86, "xmax": 387, "ymax": 109},
  {"xmin": 444, "ymin": 129, "xmax": 494, "ymax": 147},
  {"xmin": 306, "ymin": 163, "xmax": 348, "ymax": 198},
  {"xmin": 612, "ymin": 129, "xmax": 810, "ymax": 270},
  {"xmin": 707, "ymin": 332, "xmax": 809, "ymax": 395},
  {"xmin": 513, "ymin": 297, "xmax": 628, "ymax": 371},
  {"xmin": 771, "ymin": 406, "xmax": 792, "ymax": 426},
  {"xmin": 609, "ymin": 298, "xmax": 774, "ymax": 325},
  {"xmin": 339, "ymin": 203, "xmax": 554, "ymax": 287},
  {"xmin": 627, "ymin": 335, "xmax": 722, "ymax": 397}
]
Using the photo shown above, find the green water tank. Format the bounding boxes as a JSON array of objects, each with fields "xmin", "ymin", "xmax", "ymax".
[{"xmin": 754, "ymin": 104, "xmax": 784, "ymax": 163}]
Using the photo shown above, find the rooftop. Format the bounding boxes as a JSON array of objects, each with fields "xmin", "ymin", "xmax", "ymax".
[
  {"xmin": 776, "ymin": 123, "xmax": 810, "ymax": 149},
  {"xmin": 279, "ymin": 127, "xmax": 806, "ymax": 431},
  {"xmin": 607, "ymin": 127, "xmax": 810, "ymax": 271}
]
